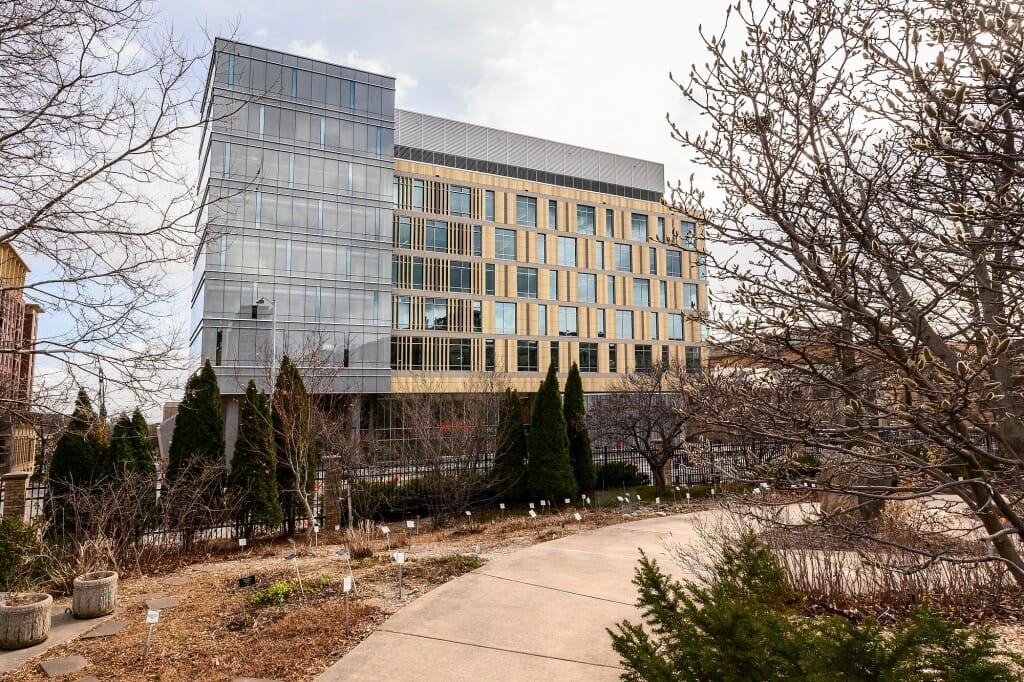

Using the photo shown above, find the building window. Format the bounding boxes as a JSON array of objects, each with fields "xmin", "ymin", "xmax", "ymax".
[
  {"xmin": 255, "ymin": 191, "xmax": 262, "ymax": 227},
  {"xmin": 485, "ymin": 339, "xmax": 495, "ymax": 371},
  {"xmin": 548, "ymin": 199, "xmax": 558, "ymax": 229},
  {"xmin": 558, "ymin": 306, "xmax": 578, "ymax": 336},
  {"xmin": 597, "ymin": 309, "xmax": 606, "ymax": 337},
  {"xmin": 616, "ymin": 310, "xmax": 633, "ymax": 339},
  {"xmin": 609, "ymin": 343, "xmax": 618, "ymax": 373},
  {"xmin": 219, "ymin": 234, "xmax": 227, "ymax": 267},
  {"xmin": 549, "ymin": 270, "xmax": 558, "ymax": 300},
  {"xmin": 685, "ymin": 346, "xmax": 702, "ymax": 374},
  {"xmin": 485, "ymin": 263, "xmax": 495, "ymax": 295},
  {"xmin": 290, "ymin": 68, "xmax": 298, "ymax": 101},
  {"xmin": 605, "ymin": 208, "xmax": 614, "ymax": 236},
  {"xmin": 668, "ymin": 313, "xmax": 684, "ymax": 340},
  {"xmin": 537, "ymin": 233, "xmax": 546, "ymax": 264},
  {"xmin": 227, "ymin": 54, "xmax": 235, "ymax": 86},
  {"xmin": 577, "ymin": 205, "xmax": 595, "ymax": 235},
  {"xmin": 635, "ymin": 345, "xmax": 653, "ymax": 372},
  {"xmin": 578, "ymin": 273, "xmax": 597, "ymax": 303},
  {"xmin": 595, "ymin": 241, "xmax": 605, "ymax": 269},
  {"xmin": 473, "ymin": 225, "xmax": 482, "ymax": 256},
  {"xmin": 550, "ymin": 341, "xmax": 559, "ymax": 371},
  {"xmin": 395, "ymin": 216, "xmax": 411, "ymax": 248},
  {"xmin": 649, "ymin": 248, "xmax": 657, "ymax": 275},
  {"xmin": 681, "ymin": 221, "xmax": 696, "ymax": 248},
  {"xmin": 495, "ymin": 228, "xmax": 517, "ymax": 260},
  {"xmin": 662, "ymin": 345, "xmax": 670, "ymax": 367},
  {"xmin": 426, "ymin": 220, "xmax": 448, "ymax": 252},
  {"xmin": 580, "ymin": 342, "xmax": 598, "ymax": 373},
  {"xmin": 396, "ymin": 296, "xmax": 411, "ymax": 329},
  {"xmin": 223, "ymin": 141, "xmax": 231, "ymax": 178},
  {"xmin": 412, "ymin": 256, "xmax": 423, "ymax": 289},
  {"xmin": 473, "ymin": 301, "xmax": 482, "ymax": 332},
  {"xmin": 666, "ymin": 250, "xmax": 682, "ymax": 277},
  {"xmin": 285, "ymin": 239, "xmax": 292, "ymax": 274},
  {"xmin": 451, "ymin": 261, "xmax": 472, "ymax": 293},
  {"xmin": 425, "ymin": 298, "xmax": 447, "ymax": 330},
  {"xmin": 631, "ymin": 213, "xmax": 648, "ymax": 241},
  {"xmin": 657, "ymin": 217, "xmax": 665, "ymax": 241},
  {"xmin": 517, "ymin": 267, "xmax": 538, "ymax": 298},
  {"xmin": 518, "ymin": 340, "xmax": 538, "ymax": 372},
  {"xmin": 633, "ymin": 278, "xmax": 650, "ymax": 307},
  {"xmin": 451, "ymin": 185, "xmax": 471, "ymax": 217},
  {"xmin": 485, "ymin": 190, "xmax": 495, "ymax": 221},
  {"xmin": 557, "ymin": 236, "xmax": 577, "ymax": 267},
  {"xmin": 697, "ymin": 254, "xmax": 708, "ymax": 279},
  {"xmin": 258, "ymin": 104, "xmax": 265, "ymax": 140},
  {"xmin": 684, "ymin": 283, "xmax": 699, "ymax": 310},
  {"xmin": 516, "ymin": 195, "xmax": 537, "ymax": 227},
  {"xmin": 651, "ymin": 312, "xmax": 660, "ymax": 340},
  {"xmin": 660, "ymin": 280, "xmax": 669, "ymax": 307},
  {"xmin": 450, "ymin": 338, "xmax": 471, "ymax": 371},
  {"xmin": 413, "ymin": 179, "xmax": 424, "ymax": 211},
  {"xmin": 538, "ymin": 304, "xmax": 548, "ymax": 336},
  {"xmin": 607, "ymin": 275, "xmax": 616, "ymax": 305},
  {"xmin": 495, "ymin": 302, "xmax": 516, "ymax": 334},
  {"xmin": 615, "ymin": 244, "xmax": 632, "ymax": 272}
]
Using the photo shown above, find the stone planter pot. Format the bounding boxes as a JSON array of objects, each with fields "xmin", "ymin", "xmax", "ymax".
[
  {"xmin": 0, "ymin": 592, "xmax": 52, "ymax": 649},
  {"xmin": 72, "ymin": 571, "xmax": 118, "ymax": 619}
]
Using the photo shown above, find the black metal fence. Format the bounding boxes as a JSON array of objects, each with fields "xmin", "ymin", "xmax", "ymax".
[{"xmin": 0, "ymin": 437, "xmax": 788, "ymax": 538}]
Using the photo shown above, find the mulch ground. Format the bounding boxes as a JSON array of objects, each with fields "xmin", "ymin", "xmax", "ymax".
[{"xmin": 0, "ymin": 501, "xmax": 690, "ymax": 681}]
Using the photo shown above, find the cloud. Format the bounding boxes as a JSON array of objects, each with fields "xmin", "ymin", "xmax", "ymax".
[{"xmin": 286, "ymin": 41, "xmax": 419, "ymax": 104}]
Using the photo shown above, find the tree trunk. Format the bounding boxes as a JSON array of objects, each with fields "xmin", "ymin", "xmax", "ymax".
[{"xmin": 649, "ymin": 455, "xmax": 669, "ymax": 496}]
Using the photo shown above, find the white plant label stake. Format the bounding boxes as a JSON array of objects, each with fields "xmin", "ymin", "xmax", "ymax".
[
  {"xmin": 144, "ymin": 609, "xmax": 160, "ymax": 658},
  {"xmin": 573, "ymin": 512, "xmax": 582, "ymax": 526},
  {"xmin": 343, "ymin": 574, "xmax": 353, "ymax": 633},
  {"xmin": 394, "ymin": 551, "xmax": 406, "ymax": 598},
  {"xmin": 529, "ymin": 509, "xmax": 537, "ymax": 520},
  {"xmin": 381, "ymin": 525, "xmax": 391, "ymax": 550},
  {"xmin": 529, "ymin": 502, "xmax": 535, "ymax": 509}
]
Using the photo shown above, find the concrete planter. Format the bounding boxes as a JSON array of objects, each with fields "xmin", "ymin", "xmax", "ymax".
[
  {"xmin": 72, "ymin": 571, "xmax": 118, "ymax": 619},
  {"xmin": 0, "ymin": 592, "xmax": 52, "ymax": 649}
]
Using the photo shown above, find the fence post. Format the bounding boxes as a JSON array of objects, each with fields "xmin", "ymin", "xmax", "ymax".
[{"xmin": 1, "ymin": 472, "xmax": 30, "ymax": 522}]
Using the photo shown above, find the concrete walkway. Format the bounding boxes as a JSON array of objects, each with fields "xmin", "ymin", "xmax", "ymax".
[{"xmin": 318, "ymin": 512, "xmax": 711, "ymax": 682}]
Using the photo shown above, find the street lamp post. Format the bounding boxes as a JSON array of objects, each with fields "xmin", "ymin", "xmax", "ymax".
[{"xmin": 255, "ymin": 297, "xmax": 276, "ymax": 398}]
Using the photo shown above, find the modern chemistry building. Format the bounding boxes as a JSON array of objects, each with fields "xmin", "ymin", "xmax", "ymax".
[{"xmin": 191, "ymin": 39, "xmax": 707, "ymax": 440}]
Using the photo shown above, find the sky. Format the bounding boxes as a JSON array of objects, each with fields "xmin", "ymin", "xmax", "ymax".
[
  {"xmin": 157, "ymin": 0, "xmax": 723, "ymax": 190},
  {"xmin": 33, "ymin": 0, "xmax": 733, "ymax": 419}
]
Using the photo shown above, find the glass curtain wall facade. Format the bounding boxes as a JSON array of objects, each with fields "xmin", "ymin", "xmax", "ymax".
[
  {"xmin": 192, "ymin": 39, "xmax": 395, "ymax": 393},
  {"xmin": 191, "ymin": 40, "xmax": 708, "ymax": 404}
]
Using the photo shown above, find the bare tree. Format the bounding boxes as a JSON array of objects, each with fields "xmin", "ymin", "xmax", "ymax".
[
  {"xmin": 676, "ymin": 0, "xmax": 1024, "ymax": 584},
  {"xmin": 592, "ymin": 362, "xmax": 721, "ymax": 495},
  {"xmin": 382, "ymin": 375, "xmax": 505, "ymax": 523},
  {"xmin": 0, "ymin": 1, "xmax": 224, "ymax": 409}
]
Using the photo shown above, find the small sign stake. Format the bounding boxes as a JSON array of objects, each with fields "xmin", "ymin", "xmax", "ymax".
[
  {"xmin": 343, "ymin": 575, "xmax": 353, "ymax": 634},
  {"xmin": 144, "ymin": 609, "xmax": 160, "ymax": 658},
  {"xmin": 394, "ymin": 551, "xmax": 406, "ymax": 598}
]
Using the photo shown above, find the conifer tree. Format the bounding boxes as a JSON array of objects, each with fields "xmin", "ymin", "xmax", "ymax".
[
  {"xmin": 104, "ymin": 408, "xmax": 156, "ymax": 480},
  {"xmin": 167, "ymin": 360, "xmax": 225, "ymax": 515},
  {"xmin": 527, "ymin": 363, "xmax": 577, "ymax": 501},
  {"xmin": 47, "ymin": 388, "xmax": 105, "ymax": 536},
  {"xmin": 272, "ymin": 356, "xmax": 314, "ymax": 536},
  {"xmin": 228, "ymin": 380, "xmax": 282, "ymax": 534},
  {"xmin": 564, "ymin": 361, "xmax": 597, "ymax": 494},
  {"xmin": 101, "ymin": 407, "xmax": 157, "ymax": 539},
  {"xmin": 492, "ymin": 388, "xmax": 528, "ymax": 501}
]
